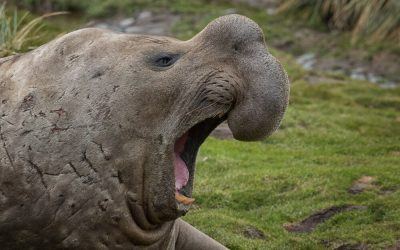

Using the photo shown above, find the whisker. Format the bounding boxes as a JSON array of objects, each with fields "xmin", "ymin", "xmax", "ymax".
[{"xmin": 184, "ymin": 101, "xmax": 218, "ymax": 117}]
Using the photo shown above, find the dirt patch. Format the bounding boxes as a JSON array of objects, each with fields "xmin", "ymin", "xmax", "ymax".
[
  {"xmin": 284, "ymin": 205, "xmax": 367, "ymax": 233},
  {"xmin": 305, "ymin": 72, "xmax": 345, "ymax": 85},
  {"xmin": 348, "ymin": 176, "xmax": 376, "ymax": 194},
  {"xmin": 379, "ymin": 186, "xmax": 399, "ymax": 195},
  {"xmin": 335, "ymin": 243, "xmax": 369, "ymax": 250},
  {"xmin": 321, "ymin": 240, "xmax": 369, "ymax": 249},
  {"xmin": 390, "ymin": 151, "xmax": 400, "ymax": 156},
  {"xmin": 210, "ymin": 122, "xmax": 234, "ymax": 140},
  {"xmin": 371, "ymin": 52, "xmax": 400, "ymax": 81},
  {"xmin": 242, "ymin": 226, "xmax": 266, "ymax": 239},
  {"xmin": 386, "ymin": 240, "xmax": 400, "ymax": 250}
]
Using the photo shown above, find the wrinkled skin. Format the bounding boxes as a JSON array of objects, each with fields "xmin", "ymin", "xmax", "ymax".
[{"xmin": 0, "ymin": 15, "xmax": 289, "ymax": 249}]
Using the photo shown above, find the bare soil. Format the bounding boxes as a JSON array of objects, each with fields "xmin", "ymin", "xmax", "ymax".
[
  {"xmin": 242, "ymin": 226, "xmax": 267, "ymax": 239},
  {"xmin": 284, "ymin": 205, "xmax": 367, "ymax": 233}
]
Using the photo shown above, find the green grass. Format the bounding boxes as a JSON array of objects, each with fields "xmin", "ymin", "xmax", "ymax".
[{"xmin": 185, "ymin": 81, "xmax": 400, "ymax": 249}]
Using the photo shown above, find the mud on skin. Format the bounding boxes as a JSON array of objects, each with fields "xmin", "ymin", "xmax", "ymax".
[{"xmin": 0, "ymin": 14, "xmax": 289, "ymax": 249}]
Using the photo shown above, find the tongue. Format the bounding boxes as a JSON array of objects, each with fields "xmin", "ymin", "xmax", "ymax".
[
  {"xmin": 174, "ymin": 153, "xmax": 189, "ymax": 190},
  {"xmin": 174, "ymin": 133, "xmax": 189, "ymax": 191}
]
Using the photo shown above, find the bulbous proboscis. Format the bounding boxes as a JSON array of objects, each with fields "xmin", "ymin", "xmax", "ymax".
[{"xmin": 192, "ymin": 15, "xmax": 289, "ymax": 141}]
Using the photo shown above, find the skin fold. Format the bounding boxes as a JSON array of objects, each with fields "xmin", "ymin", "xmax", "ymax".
[{"xmin": 0, "ymin": 14, "xmax": 289, "ymax": 249}]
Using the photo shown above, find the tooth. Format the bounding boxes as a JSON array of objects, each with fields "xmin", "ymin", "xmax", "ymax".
[{"xmin": 175, "ymin": 193, "xmax": 195, "ymax": 205}]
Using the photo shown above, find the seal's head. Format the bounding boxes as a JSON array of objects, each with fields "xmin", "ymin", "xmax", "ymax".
[{"xmin": 112, "ymin": 14, "xmax": 289, "ymax": 224}]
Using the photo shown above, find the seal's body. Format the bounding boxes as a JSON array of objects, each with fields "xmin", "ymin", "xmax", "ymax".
[{"xmin": 0, "ymin": 15, "xmax": 289, "ymax": 249}]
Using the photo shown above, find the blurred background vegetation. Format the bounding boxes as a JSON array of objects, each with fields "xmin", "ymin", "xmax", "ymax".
[
  {"xmin": 1, "ymin": 0, "xmax": 399, "ymax": 249},
  {"xmin": 1, "ymin": 0, "xmax": 400, "ymax": 59},
  {"xmin": 279, "ymin": 0, "xmax": 400, "ymax": 44},
  {"xmin": 6, "ymin": 0, "xmax": 400, "ymax": 43}
]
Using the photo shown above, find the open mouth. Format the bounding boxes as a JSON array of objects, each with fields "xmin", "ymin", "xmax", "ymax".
[{"xmin": 173, "ymin": 116, "xmax": 225, "ymax": 210}]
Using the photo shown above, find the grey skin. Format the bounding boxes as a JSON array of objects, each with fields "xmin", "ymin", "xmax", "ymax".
[{"xmin": 0, "ymin": 14, "xmax": 289, "ymax": 249}]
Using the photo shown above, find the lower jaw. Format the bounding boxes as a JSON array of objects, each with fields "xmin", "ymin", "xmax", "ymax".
[
  {"xmin": 144, "ymin": 190, "xmax": 194, "ymax": 226},
  {"xmin": 143, "ymin": 200, "xmax": 183, "ymax": 225}
]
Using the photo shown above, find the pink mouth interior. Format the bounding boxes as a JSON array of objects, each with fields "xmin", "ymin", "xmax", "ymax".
[{"xmin": 174, "ymin": 132, "xmax": 189, "ymax": 191}]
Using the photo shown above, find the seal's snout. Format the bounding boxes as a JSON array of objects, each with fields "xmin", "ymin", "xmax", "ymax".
[
  {"xmin": 227, "ymin": 53, "xmax": 290, "ymax": 141},
  {"xmin": 194, "ymin": 14, "xmax": 290, "ymax": 141}
]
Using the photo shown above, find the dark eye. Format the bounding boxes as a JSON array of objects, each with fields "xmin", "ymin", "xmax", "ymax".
[
  {"xmin": 157, "ymin": 56, "xmax": 172, "ymax": 66},
  {"xmin": 153, "ymin": 53, "xmax": 179, "ymax": 68}
]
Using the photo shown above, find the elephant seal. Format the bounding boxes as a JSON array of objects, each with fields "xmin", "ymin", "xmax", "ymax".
[{"xmin": 0, "ymin": 14, "xmax": 289, "ymax": 249}]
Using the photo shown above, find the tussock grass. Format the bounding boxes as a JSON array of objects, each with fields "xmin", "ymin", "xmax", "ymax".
[
  {"xmin": 0, "ymin": 4, "xmax": 66, "ymax": 57},
  {"xmin": 278, "ymin": 0, "xmax": 400, "ymax": 44}
]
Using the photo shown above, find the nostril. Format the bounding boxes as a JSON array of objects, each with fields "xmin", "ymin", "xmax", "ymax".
[{"xmin": 233, "ymin": 43, "xmax": 239, "ymax": 52}]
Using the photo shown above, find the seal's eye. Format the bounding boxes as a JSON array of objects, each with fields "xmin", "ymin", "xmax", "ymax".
[
  {"xmin": 157, "ymin": 56, "xmax": 172, "ymax": 66},
  {"xmin": 153, "ymin": 53, "xmax": 180, "ymax": 68}
]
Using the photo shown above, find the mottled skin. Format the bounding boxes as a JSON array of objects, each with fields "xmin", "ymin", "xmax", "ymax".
[{"xmin": 0, "ymin": 15, "xmax": 289, "ymax": 249}]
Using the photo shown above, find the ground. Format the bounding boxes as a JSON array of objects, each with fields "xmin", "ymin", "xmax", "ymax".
[{"xmin": 3, "ymin": 1, "xmax": 400, "ymax": 249}]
